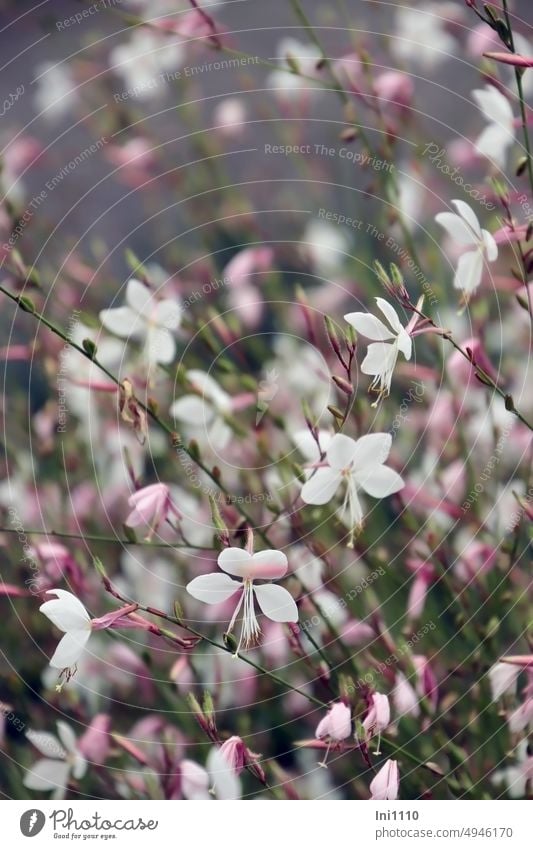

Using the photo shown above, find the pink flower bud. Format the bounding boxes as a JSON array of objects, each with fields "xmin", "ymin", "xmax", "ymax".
[
  {"xmin": 447, "ymin": 337, "xmax": 498, "ymax": 389},
  {"xmin": 315, "ymin": 702, "xmax": 352, "ymax": 741},
  {"xmin": 125, "ymin": 483, "xmax": 181, "ymax": 541},
  {"xmin": 374, "ymin": 71, "xmax": 414, "ymax": 111},
  {"xmin": 220, "ymin": 736, "xmax": 246, "ymax": 775},
  {"xmin": 370, "ymin": 759, "xmax": 399, "ymax": 800}
]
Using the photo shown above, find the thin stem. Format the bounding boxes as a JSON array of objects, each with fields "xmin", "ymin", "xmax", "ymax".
[
  {"xmin": 0, "ymin": 526, "xmax": 214, "ymax": 550},
  {"xmin": 501, "ymin": 0, "xmax": 533, "ymax": 193}
]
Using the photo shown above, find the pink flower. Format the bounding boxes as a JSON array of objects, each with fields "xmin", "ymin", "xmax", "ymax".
[
  {"xmin": 315, "ymin": 702, "xmax": 352, "ymax": 742},
  {"xmin": 362, "ymin": 693, "xmax": 391, "ymax": 747},
  {"xmin": 374, "ymin": 71, "xmax": 414, "ymax": 111},
  {"xmin": 370, "ymin": 759, "xmax": 399, "ymax": 800},
  {"xmin": 77, "ymin": 714, "xmax": 111, "ymax": 765},
  {"xmin": 125, "ymin": 483, "xmax": 181, "ymax": 540}
]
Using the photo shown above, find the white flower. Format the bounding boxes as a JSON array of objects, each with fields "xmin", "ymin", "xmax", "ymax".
[
  {"xmin": 488, "ymin": 662, "xmax": 520, "ymax": 701},
  {"xmin": 186, "ymin": 547, "xmax": 298, "ymax": 654},
  {"xmin": 344, "ymin": 298, "xmax": 413, "ymax": 403},
  {"xmin": 435, "ymin": 200, "xmax": 498, "ymax": 297},
  {"xmin": 34, "ymin": 63, "xmax": 77, "ymax": 120},
  {"xmin": 170, "ymin": 369, "xmax": 233, "ymax": 450},
  {"xmin": 303, "ymin": 220, "xmax": 351, "ymax": 274},
  {"xmin": 472, "ymin": 85, "xmax": 514, "ymax": 169},
  {"xmin": 181, "ymin": 747, "xmax": 241, "ymax": 800},
  {"xmin": 24, "ymin": 721, "xmax": 87, "ymax": 798},
  {"xmin": 267, "ymin": 38, "xmax": 322, "ymax": 102},
  {"xmin": 39, "ymin": 589, "xmax": 92, "ymax": 672},
  {"xmin": 110, "ymin": 29, "xmax": 184, "ymax": 98},
  {"xmin": 393, "ymin": 4, "xmax": 457, "ymax": 69},
  {"xmin": 100, "ymin": 278, "xmax": 180, "ymax": 365},
  {"xmin": 300, "ymin": 432, "xmax": 404, "ymax": 545}
]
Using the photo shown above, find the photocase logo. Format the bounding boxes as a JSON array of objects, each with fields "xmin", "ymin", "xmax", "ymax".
[{"xmin": 20, "ymin": 809, "xmax": 46, "ymax": 837}]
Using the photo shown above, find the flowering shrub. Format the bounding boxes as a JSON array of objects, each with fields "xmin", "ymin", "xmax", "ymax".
[{"xmin": 0, "ymin": 0, "xmax": 532, "ymax": 802}]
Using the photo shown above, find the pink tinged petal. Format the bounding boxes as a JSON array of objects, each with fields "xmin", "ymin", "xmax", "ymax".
[
  {"xmin": 370, "ymin": 759, "xmax": 399, "ymax": 800},
  {"xmin": 249, "ymin": 549, "xmax": 288, "ymax": 580},
  {"xmin": 375, "ymin": 297, "xmax": 403, "ymax": 333},
  {"xmin": 125, "ymin": 278, "xmax": 153, "ymax": 316},
  {"xmin": 328, "ymin": 702, "xmax": 352, "ymax": 739},
  {"xmin": 99, "ymin": 306, "xmax": 140, "ymax": 338},
  {"xmin": 372, "ymin": 693, "xmax": 391, "ymax": 732},
  {"xmin": 435, "ymin": 212, "xmax": 478, "ymax": 247},
  {"xmin": 350, "ymin": 433, "xmax": 392, "ymax": 472},
  {"xmin": 217, "ymin": 547, "xmax": 253, "ymax": 578},
  {"xmin": 451, "ymin": 200, "xmax": 483, "ymax": 239},
  {"xmin": 181, "ymin": 759, "xmax": 210, "ymax": 800},
  {"xmin": 361, "ymin": 342, "xmax": 395, "ymax": 376},
  {"xmin": 186, "ymin": 573, "xmax": 242, "ymax": 604},
  {"xmin": 23, "ymin": 759, "xmax": 70, "ymax": 792},
  {"xmin": 454, "ymin": 249, "xmax": 483, "ymax": 294},
  {"xmin": 26, "ymin": 730, "xmax": 65, "ymax": 758},
  {"xmin": 482, "ymin": 229, "xmax": 498, "ymax": 262},
  {"xmin": 39, "ymin": 590, "xmax": 90, "ymax": 632},
  {"xmin": 49, "ymin": 629, "xmax": 91, "ymax": 668},
  {"xmin": 56, "ymin": 722, "xmax": 77, "ymax": 754},
  {"xmin": 147, "ymin": 326, "xmax": 175, "ymax": 364},
  {"xmin": 489, "ymin": 662, "xmax": 519, "ymax": 700},
  {"xmin": 300, "ymin": 467, "xmax": 341, "ymax": 505},
  {"xmin": 253, "ymin": 583, "xmax": 298, "ymax": 623},
  {"xmin": 153, "ymin": 298, "xmax": 181, "ymax": 329},
  {"xmin": 326, "ymin": 433, "xmax": 360, "ymax": 470},
  {"xmin": 354, "ymin": 465, "xmax": 404, "ymax": 498},
  {"xmin": 343, "ymin": 311, "xmax": 395, "ymax": 341}
]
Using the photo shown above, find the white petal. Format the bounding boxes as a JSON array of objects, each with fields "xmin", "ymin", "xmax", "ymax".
[
  {"xmin": 72, "ymin": 752, "xmax": 88, "ymax": 780},
  {"xmin": 186, "ymin": 369, "xmax": 231, "ymax": 410},
  {"xmin": 355, "ymin": 464, "xmax": 404, "ymax": 497},
  {"xmin": 475, "ymin": 124, "xmax": 511, "ymax": 168},
  {"xmin": 350, "ymin": 433, "xmax": 392, "ymax": 472},
  {"xmin": 49, "ymin": 630, "xmax": 91, "ymax": 669},
  {"xmin": 326, "ymin": 433, "xmax": 360, "ymax": 470},
  {"xmin": 218, "ymin": 547, "xmax": 253, "ymax": 578},
  {"xmin": 23, "ymin": 759, "xmax": 70, "ymax": 792},
  {"xmin": 472, "ymin": 86, "xmax": 514, "ymax": 129},
  {"xmin": 99, "ymin": 306, "xmax": 140, "ymax": 338},
  {"xmin": 361, "ymin": 342, "xmax": 396, "ymax": 376},
  {"xmin": 125, "ymin": 278, "xmax": 153, "ymax": 316},
  {"xmin": 26, "ymin": 730, "xmax": 65, "ymax": 758},
  {"xmin": 207, "ymin": 416, "xmax": 232, "ymax": 450},
  {"xmin": 181, "ymin": 759, "xmax": 210, "ymax": 800},
  {"xmin": 250, "ymin": 549, "xmax": 288, "ymax": 580},
  {"xmin": 435, "ymin": 211, "xmax": 478, "ymax": 247},
  {"xmin": 375, "ymin": 298, "xmax": 403, "ymax": 333},
  {"xmin": 170, "ymin": 396, "xmax": 213, "ymax": 424},
  {"xmin": 56, "ymin": 722, "xmax": 77, "ymax": 754},
  {"xmin": 186, "ymin": 573, "xmax": 242, "ymax": 604},
  {"xmin": 482, "ymin": 229, "xmax": 498, "ymax": 262},
  {"xmin": 253, "ymin": 583, "xmax": 298, "ymax": 623},
  {"xmin": 300, "ymin": 467, "xmax": 341, "ymax": 505},
  {"xmin": 292, "ymin": 429, "xmax": 331, "ymax": 461},
  {"xmin": 396, "ymin": 328, "xmax": 412, "ymax": 360},
  {"xmin": 153, "ymin": 298, "xmax": 182, "ymax": 329},
  {"xmin": 147, "ymin": 326, "xmax": 175, "ymax": 365},
  {"xmin": 207, "ymin": 748, "xmax": 241, "ymax": 800},
  {"xmin": 343, "ymin": 312, "xmax": 395, "ymax": 341},
  {"xmin": 40, "ymin": 590, "xmax": 90, "ymax": 632},
  {"xmin": 451, "ymin": 200, "xmax": 483, "ymax": 239},
  {"xmin": 454, "ymin": 249, "xmax": 483, "ymax": 294}
]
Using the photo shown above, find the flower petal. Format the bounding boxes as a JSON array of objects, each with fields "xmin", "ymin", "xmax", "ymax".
[
  {"xmin": 23, "ymin": 759, "xmax": 70, "ymax": 792},
  {"xmin": 396, "ymin": 328, "xmax": 412, "ymax": 360},
  {"xmin": 153, "ymin": 298, "xmax": 181, "ymax": 329},
  {"xmin": 147, "ymin": 326, "xmax": 175, "ymax": 365},
  {"xmin": 454, "ymin": 249, "xmax": 483, "ymax": 294},
  {"xmin": 375, "ymin": 298, "xmax": 403, "ymax": 333},
  {"xmin": 355, "ymin": 464, "xmax": 404, "ymax": 497},
  {"xmin": 125, "ymin": 278, "xmax": 153, "ymax": 316},
  {"xmin": 472, "ymin": 86, "xmax": 513, "ymax": 128},
  {"xmin": 49, "ymin": 630, "xmax": 91, "ymax": 669},
  {"xmin": 435, "ymin": 212, "xmax": 477, "ymax": 247},
  {"xmin": 253, "ymin": 583, "xmax": 298, "ymax": 622},
  {"xmin": 482, "ymin": 228, "xmax": 498, "ymax": 262},
  {"xmin": 475, "ymin": 124, "xmax": 511, "ymax": 168},
  {"xmin": 40, "ymin": 590, "xmax": 90, "ymax": 632},
  {"xmin": 181, "ymin": 759, "xmax": 210, "ymax": 800},
  {"xmin": 343, "ymin": 312, "xmax": 395, "ymax": 341},
  {"xmin": 26, "ymin": 730, "xmax": 65, "ymax": 758},
  {"xmin": 300, "ymin": 467, "xmax": 341, "ymax": 505},
  {"xmin": 326, "ymin": 433, "xmax": 360, "ymax": 470},
  {"xmin": 170, "ymin": 395, "xmax": 214, "ymax": 425},
  {"xmin": 186, "ymin": 369, "xmax": 231, "ymax": 410},
  {"xmin": 350, "ymin": 433, "xmax": 392, "ymax": 472},
  {"xmin": 186, "ymin": 573, "xmax": 242, "ymax": 604},
  {"xmin": 99, "ymin": 306, "xmax": 140, "ymax": 338},
  {"xmin": 250, "ymin": 549, "xmax": 288, "ymax": 580},
  {"xmin": 207, "ymin": 747, "xmax": 241, "ymax": 800},
  {"xmin": 361, "ymin": 342, "xmax": 395, "ymax": 376},
  {"xmin": 218, "ymin": 547, "xmax": 253, "ymax": 577},
  {"xmin": 56, "ymin": 722, "xmax": 77, "ymax": 754}
]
